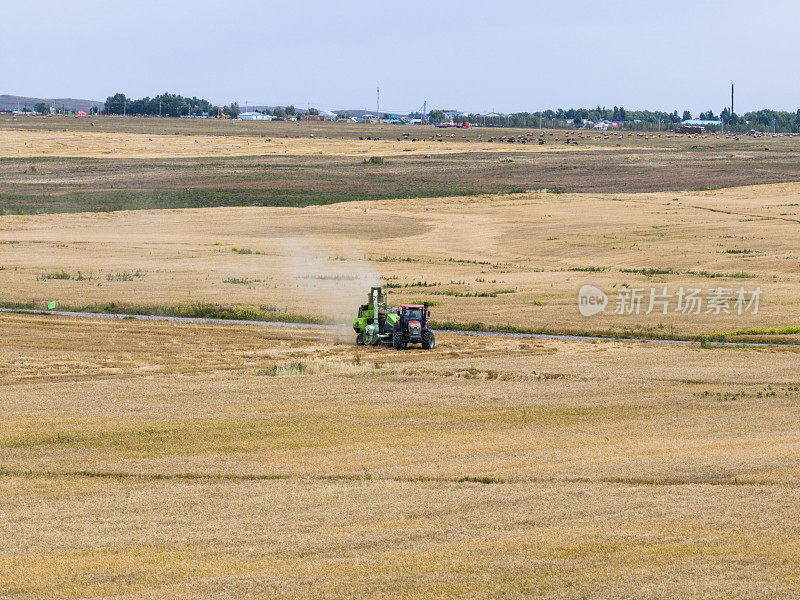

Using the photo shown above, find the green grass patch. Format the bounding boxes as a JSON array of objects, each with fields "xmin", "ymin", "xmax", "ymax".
[
  {"xmin": 0, "ymin": 300, "xmax": 325, "ymax": 325},
  {"xmin": 106, "ymin": 270, "xmax": 146, "ymax": 282},
  {"xmin": 428, "ymin": 288, "xmax": 515, "ymax": 298},
  {"xmin": 568, "ymin": 266, "xmax": 606, "ymax": 272},
  {"xmin": 620, "ymin": 267, "xmax": 676, "ymax": 276},
  {"xmin": 37, "ymin": 270, "xmax": 72, "ymax": 281}
]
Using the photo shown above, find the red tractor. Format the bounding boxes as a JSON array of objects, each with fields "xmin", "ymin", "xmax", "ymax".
[{"xmin": 392, "ymin": 303, "xmax": 435, "ymax": 350}]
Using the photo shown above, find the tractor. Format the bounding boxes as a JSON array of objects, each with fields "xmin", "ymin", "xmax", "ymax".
[
  {"xmin": 352, "ymin": 287, "xmax": 435, "ymax": 350},
  {"xmin": 391, "ymin": 303, "xmax": 435, "ymax": 350}
]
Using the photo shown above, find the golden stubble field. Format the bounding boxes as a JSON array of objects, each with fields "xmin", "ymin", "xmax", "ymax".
[
  {"xmin": 1, "ymin": 313, "xmax": 799, "ymax": 599},
  {"xmin": 0, "ymin": 127, "xmax": 605, "ymax": 159},
  {"xmin": 2, "ymin": 119, "xmax": 800, "ymax": 599},
  {"xmin": 0, "ymin": 182, "xmax": 798, "ymax": 339}
]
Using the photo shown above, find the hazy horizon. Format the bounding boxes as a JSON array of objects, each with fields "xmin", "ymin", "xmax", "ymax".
[{"xmin": 3, "ymin": 0, "xmax": 799, "ymax": 115}]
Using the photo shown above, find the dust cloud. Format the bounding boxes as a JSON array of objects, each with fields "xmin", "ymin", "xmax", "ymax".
[{"xmin": 282, "ymin": 236, "xmax": 381, "ymax": 342}]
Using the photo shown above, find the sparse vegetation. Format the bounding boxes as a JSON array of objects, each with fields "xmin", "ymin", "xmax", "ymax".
[
  {"xmin": 106, "ymin": 270, "xmax": 146, "ymax": 282},
  {"xmin": 37, "ymin": 270, "xmax": 72, "ymax": 280}
]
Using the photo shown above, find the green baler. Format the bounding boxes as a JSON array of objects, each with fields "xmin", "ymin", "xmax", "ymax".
[{"xmin": 352, "ymin": 286, "xmax": 399, "ymax": 346}]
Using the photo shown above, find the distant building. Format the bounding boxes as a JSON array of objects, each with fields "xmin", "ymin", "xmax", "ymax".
[
  {"xmin": 238, "ymin": 112, "xmax": 274, "ymax": 121},
  {"xmin": 442, "ymin": 109, "xmax": 462, "ymax": 121}
]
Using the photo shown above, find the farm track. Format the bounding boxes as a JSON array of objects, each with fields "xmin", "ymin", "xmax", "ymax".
[{"xmin": 2, "ymin": 307, "xmax": 797, "ymax": 349}]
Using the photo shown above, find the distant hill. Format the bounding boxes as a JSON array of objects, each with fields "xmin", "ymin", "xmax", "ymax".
[{"xmin": 0, "ymin": 94, "xmax": 104, "ymax": 112}]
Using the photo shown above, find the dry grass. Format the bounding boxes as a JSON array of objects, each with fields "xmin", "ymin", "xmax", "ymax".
[
  {"xmin": 0, "ymin": 127, "xmax": 599, "ymax": 160},
  {"xmin": 1, "ymin": 183, "xmax": 798, "ymax": 338},
  {"xmin": 1, "ymin": 313, "xmax": 799, "ymax": 598}
]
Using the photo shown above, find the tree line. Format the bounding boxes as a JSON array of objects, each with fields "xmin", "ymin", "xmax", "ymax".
[
  {"xmin": 102, "ymin": 92, "xmax": 241, "ymax": 118},
  {"xmin": 24, "ymin": 92, "xmax": 800, "ymax": 133},
  {"xmin": 432, "ymin": 106, "xmax": 800, "ymax": 133}
]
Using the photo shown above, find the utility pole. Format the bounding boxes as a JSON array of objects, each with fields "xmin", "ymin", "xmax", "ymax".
[
  {"xmin": 159, "ymin": 100, "xmax": 162, "ymax": 117},
  {"xmin": 376, "ymin": 86, "xmax": 380, "ymax": 122},
  {"xmin": 123, "ymin": 99, "xmax": 126, "ymax": 117},
  {"xmin": 731, "ymin": 83, "xmax": 734, "ymax": 115}
]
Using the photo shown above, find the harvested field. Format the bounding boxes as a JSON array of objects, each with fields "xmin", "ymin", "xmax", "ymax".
[
  {"xmin": 0, "ymin": 128, "xmax": 601, "ymax": 159},
  {"xmin": 1, "ymin": 313, "xmax": 799, "ymax": 598},
  {"xmin": 3, "ymin": 115, "xmax": 800, "ymax": 598},
  {"xmin": 0, "ymin": 183, "xmax": 798, "ymax": 339},
  {"xmin": 5, "ymin": 118, "xmax": 800, "ymax": 214}
]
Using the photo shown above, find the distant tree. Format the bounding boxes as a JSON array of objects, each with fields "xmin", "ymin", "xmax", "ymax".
[
  {"xmin": 307, "ymin": 107, "xmax": 319, "ymax": 115},
  {"xmin": 223, "ymin": 103, "xmax": 240, "ymax": 119},
  {"xmin": 34, "ymin": 102, "xmax": 50, "ymax": 114},
  {"xmin": 285, "ymin": 105, "xmax": 296, "ymax": 116},
  {"xmin": 573, "ymin": 116, "xmax": 583, "ymax": 127},
  {"xmin": 682, "ymin": 110, "xmax": 692, "ymax": 121},
  {"xmin": 428, "ymin": 109, "xmax": 445, "ymax": 123},
  {"xmin": 103, "ymin": 93, "xmax": 129, "ymax": 115}
]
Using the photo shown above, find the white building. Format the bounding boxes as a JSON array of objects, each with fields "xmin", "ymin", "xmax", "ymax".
[{"xmin": 237, "ymin": 112, "xmax": 274, "ymax": 121}]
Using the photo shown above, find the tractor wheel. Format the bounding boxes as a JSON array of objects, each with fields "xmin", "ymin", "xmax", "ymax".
[
  {"xmin": 371, "ymin": 334, "xmax": 382, "ymax": 346},
  {"xmin": 393, "ymin": 329, "xmax": 406, "ymax": 350},
  {"xmin": 422, "ymin": 330, "xmax": 435, "ymax": 349},
  {"xmin": 356, "ymin": 333, "xmax": 365, "ymax": 346}
]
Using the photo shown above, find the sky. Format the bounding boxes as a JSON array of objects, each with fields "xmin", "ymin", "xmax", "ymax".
[{"xmin": 2, "ymin": 0, "xmax": 800, "ymax": 115}]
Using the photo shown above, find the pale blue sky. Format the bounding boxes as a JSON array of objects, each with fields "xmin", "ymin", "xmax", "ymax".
[{"xmin": 2, "ymin": 0, "xmax": 798, "ymax": 115}]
